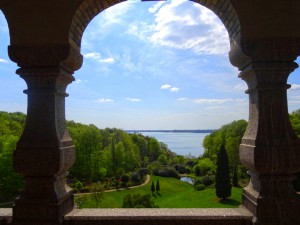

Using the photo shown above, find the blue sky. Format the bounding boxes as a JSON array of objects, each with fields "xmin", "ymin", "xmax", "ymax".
[{"xmin": 1, "ymin": 0, "xmax": 300, "ymax": 130}]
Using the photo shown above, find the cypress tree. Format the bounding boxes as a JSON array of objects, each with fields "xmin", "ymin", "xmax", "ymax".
[
  {"xmin": 156, "ymin": 180, "xmax": 160, "ymax": 193},
  {"xmin": 216, "ymin": 144, "xmax": 231, "ymax": 200},
  {"xmin": 151, "ymin": 181, "xmax": 155, "ymax": 195},
  {"xmin": 232, "ymin": 167, "xmax": 239, "ymax": 187}
]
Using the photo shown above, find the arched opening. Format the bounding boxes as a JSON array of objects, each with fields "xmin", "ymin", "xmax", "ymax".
[
  {"xmin": 0, "ymin": 10, "xmax": 27, "ymax": 206},
  {"xmin": 287, "ymin": 56, "xmax": 300, "ymax": 113},
  {"xmin": 66, "ymin": 0, "xmax": 248, "ymax": 208},
  {"xmin": 0, "ymin": 11, "xmax": 26, "ymax": 113},
  {"xmin": 287, "ymin": 56, "xmax": 300, "ymax": 193}
]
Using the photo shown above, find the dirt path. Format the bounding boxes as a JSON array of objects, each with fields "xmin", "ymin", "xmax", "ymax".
[{"xmin": 75, "ymin": 175, "xmax": 150, "ymax": 196}]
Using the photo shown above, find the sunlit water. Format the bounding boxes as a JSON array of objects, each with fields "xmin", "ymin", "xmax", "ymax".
[
  {"xmin": 139, "ymin": 132, "xmax": 210, "ymax": 157},
  {"xmin": 180, "ymin": 176, "xmax": 195, "ymax": 185}
]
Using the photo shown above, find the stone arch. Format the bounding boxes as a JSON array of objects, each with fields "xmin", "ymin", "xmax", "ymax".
[
  {"xmin": 69, "ymin": 0, "xmax": 126, "ymax": 48},
  {"xmin": 69, "ymin": 0, "xmax": 240, "ymax": 49},
  {"xmin": 192, "ymin": 0, "xmax": 240, "ymax": 43}
]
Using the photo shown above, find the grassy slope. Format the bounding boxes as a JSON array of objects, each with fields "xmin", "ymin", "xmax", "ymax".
[{"xmin": 80, "ymin": 175, "xmax": 242, "ymax": 208}]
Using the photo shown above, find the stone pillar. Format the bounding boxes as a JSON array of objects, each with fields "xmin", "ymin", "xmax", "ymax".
[
  {"xmin": 8, "ymin": 45, "xmax": 82, "ymax": 225},
  {"xmin": 230, "ymin": 39, "xmax": 300, "ymax": 225}
]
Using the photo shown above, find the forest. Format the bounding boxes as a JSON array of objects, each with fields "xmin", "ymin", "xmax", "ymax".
[{"xmin": 1, "ymin": 109, "xmax": 300, "ymax": 203}]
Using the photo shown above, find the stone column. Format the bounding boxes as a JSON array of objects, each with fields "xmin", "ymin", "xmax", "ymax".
[
  {"xmin": 230, "ymin": 39, "xmax": 300, "ymax": 225},
  {"xmin": 8, "ymin": 45, "xmax": 82, "ymax": 225}
]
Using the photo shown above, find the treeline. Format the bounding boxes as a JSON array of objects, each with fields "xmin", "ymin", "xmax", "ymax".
[
  {"xmin": 67, "ymin": 121, "xmax": 176, "ymax": 183},
  {"xmin": 0, "ymin": 111, "xmax": 26, "ymax": 201},
  {"xmin": 201, "ymin": 115, "xmax": 300, "ymax": 191},
  {"xmin": 1, "ymin": 110, "xmax": 300, "ymax": 201},
  {"xmin": 0, "ymin": 112, "xmax": 177, "ymax": 200},
  {"xmin": 199, "ymin": 120, "xmax": 248, "ymax": 184}
]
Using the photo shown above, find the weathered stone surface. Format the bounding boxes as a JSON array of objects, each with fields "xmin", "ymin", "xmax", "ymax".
[
  {"xmin": 0, "ymin": 208, "xmax": 253, "ymax": 225},
  {"xmin": 12, "ymin": 67, "xmax": 76, "ymax": 225}
]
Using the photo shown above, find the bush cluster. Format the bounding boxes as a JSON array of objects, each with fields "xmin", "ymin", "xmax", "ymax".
[
  {"xmin": 152, "ymin": 167, "xmax": 180, "ymax": 179},
  {"xmin": 195, "ymin": 184, "xmax": 206, "ymax": 191}
]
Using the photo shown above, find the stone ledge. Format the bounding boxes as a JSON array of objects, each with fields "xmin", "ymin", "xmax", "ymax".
[
  {"xmin": 64, "ymin": 208, "xmax": 253, "ymax": 225},
  {"xmin": 0, "ymin": 208, "xmax": 12, "ymax": 225},
  {"xmin": 0, "ymin": 208, "xmax": 253, "ymax": 225}
]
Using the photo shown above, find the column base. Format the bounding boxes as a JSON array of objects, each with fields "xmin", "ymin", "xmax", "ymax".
[
  {"xmin": 242, "ymin": 187, "xmax": 300, "ymax": 225},
  {"xmin": 12, "ymin": 190, "xmax": 73, "ymax": 225}
]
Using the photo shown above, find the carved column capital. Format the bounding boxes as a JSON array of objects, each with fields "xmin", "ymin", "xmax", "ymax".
[
  {"xmin": 229, "ymin": 37, "xmax": 300, "ymax": 70},
  {"xmin": 8, "ymin": 44, "xmax": 83, "ymax": 72}
]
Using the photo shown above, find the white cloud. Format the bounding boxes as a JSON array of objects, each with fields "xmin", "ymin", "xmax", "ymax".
[
  {"xmin": 161, "ymin": 84, "xmax": 179, "ymax": 92},
  {"xmin": 161, "ymin": 84, "xmax": 172, "ymax": 89},
  {"xmin": 290, "ymin": 84, "xmax": 300, "ymax": 91},
  {"xmin": 148, "ymin": 1, "xmax": 166, "ymax": 13},
  {"xmin": 75, "ymin": 79, "xmax": 87, "ymax": 84},
  {"xmin": 178, "ymin": 98, "xmax": 189, "ymax": 101},
  {"xmin": 97, "ymin": 98, "xmax": 114, "ymax": 103},
  {"xmin": 84, "ymin": 52, "xmax": 101, "ymax": 59},
  {"xmin": 97, "ymin": 1, "xmax": 136, "ymax": 27},
  {"xmin": 150, "ymin": 0, "xmax": 229, "ymax": 55},
  {"xmin": 170, "ymin": 87, "xmax": 180, "ymax": 92},
  {"xmin": 192, "ymin": 98, "xmax": 246, "ymax": 104},
  {"xmin": 99, "ymin": 57, "xmax": 115, "ymax": 63},
  {"xmin": 0, "ymin": 58, "xmax": 8, "ymax": 63},
  {"xmin": 127, "ymin": 22, "xmax": 155, "ymax": 41},
  {"xmin": 83, "ymin": 52, "xmax": 115, "ymax": 64},
  {"xmin": 126, "ymin": 98, "xmax": 141, "ymax": 102}
]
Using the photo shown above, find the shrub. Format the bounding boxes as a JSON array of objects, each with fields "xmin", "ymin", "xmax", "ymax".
[
  {"xmin": 152, "ymin": 167, "xmax": 180, "ymax": 179},
  {"xmin": 121, "ymin": 174, "xmax": 130, "ymax": 187},
  {"xmin": 122, "ymin": 193, "xmax": 158, "ymax": 208},
  {"xmin": 195, "ymin": 184, "xmax": 206, "ymax": 191},
  {"xmin": 198, "ymin": 158, "xmax": 215, "ymax": 176},
  {"xmin": 74, "ymin": 195, "xmax": 88, "ymax": 209},
  {"xmin": 72, "ymin": 179, "xmax": 83, "ymax": 190},
  {"xmin": 194, "ymin": 179, "xmax": 203, "ymax": 186},
  {"xmin": 194, "ymin": 165, "xmax": 201, "ymax": 176},
  {"xmin": 131, "ymin": 172, "xmax": 142, "ymax": 184},
  {"xmin": 138, "ymin": 168, "xmax": 148, "ymax": 177},
  {"xmin": 174, "ymin": 164, "xmax": 187, "ymax": 174},
  {"xmin": 202, "ymin": 176, "xmax": 214, "ymax": 186},
  {"xmin": 79, "ymin": 187, "xmax": 90, "ymax": 193}
]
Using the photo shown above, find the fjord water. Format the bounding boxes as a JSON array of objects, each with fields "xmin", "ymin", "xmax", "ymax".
[{"xmin": 140, "ymin": 132, "xmax": 209, "ymax": 157}]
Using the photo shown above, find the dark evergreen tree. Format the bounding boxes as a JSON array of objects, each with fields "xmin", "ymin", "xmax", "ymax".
[
  {"xmin": 156, "ymin": 180, "xmax": 160, "ymax": 193},
  {"xmin": 215, "ymin": 144, "xmax": 231, "ymax": 200},
  {"xmin": 151, "ymin": 181, "xmax": 155, "ymax": 195},
  {"xmin": 232, "ymin": 167, "xmax": 239, "ymax": 187}
]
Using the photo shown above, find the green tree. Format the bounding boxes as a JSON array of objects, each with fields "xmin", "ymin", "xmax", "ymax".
[
  {"xmin": 151, "ymin": 181, "xmax": 155, "ymax": 195},
  {"xmin": 148, "ymin": 138, "xmax": 161, "ymax": 161},
  {"xmin": 74, "ymin": 195, "xmax": 88, "ymax": 209},
  {"xmin": 91, "ymin": 182, "xmax": 104, "ymax": 208},
  {"xmin": 156, "ymin": 180, "xmax": 160, "ymax": 193},
  {"xmin": 197, "ymin": 158, "xmax": 215, "ymax": 176},
  {"xmin": 215, "ymin": 144, "xmax": 231, "ymax": 200},
  {"xmin": 122, "ymin": 193, "xmax": 158, "ymax": 208},
  {"xmin": 289, "ymin": 109, "xmax": 300, "ymax": 138},
  {"xmin": 121, "ymin": 174, "xmax": 130, "ymax": 188},
  {"xmin": 158, "ymin": 154, "xmax": 168, "ymax": 165},
  {"xmin": 232, "ymin": 167, "xmax": 239, "ymax": 187},
  {"xmin": 194, "ymin": 165, "xmax": 201, "ymax": 176}
]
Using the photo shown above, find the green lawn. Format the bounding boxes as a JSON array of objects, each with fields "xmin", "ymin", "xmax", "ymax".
[{"xmin": 77, "ymin": 176, "xmax": 243, "ymax": 208}]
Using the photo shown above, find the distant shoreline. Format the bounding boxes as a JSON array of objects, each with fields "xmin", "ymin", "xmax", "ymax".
[{"xmin": 126, "ymin": 129, "xmax": 215, "ymax": 134}]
